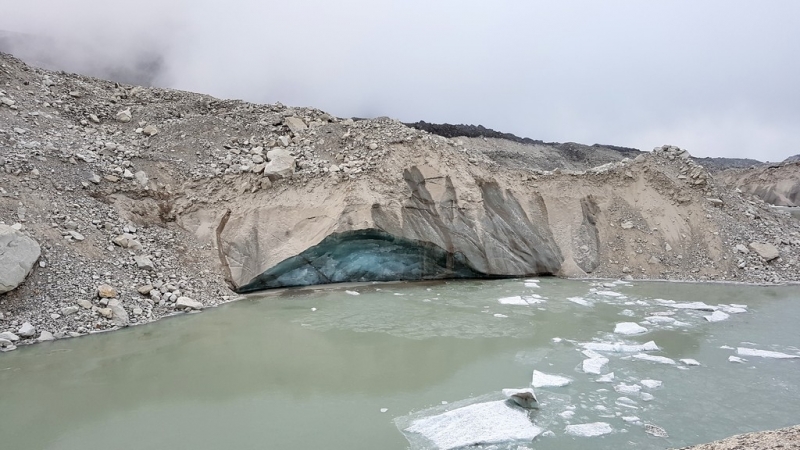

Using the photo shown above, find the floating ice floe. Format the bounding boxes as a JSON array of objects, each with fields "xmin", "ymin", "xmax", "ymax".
[
  {"xmin": 615, "ymin": 397, "xmax": 639, "ymax": 409},
  {"xmin": 532, "ymin": 370, "xmax": 572, "ymax": 388},
  {"xmin": 595, "ymin": 291, "xmax": 626, "ymax": 298},
  {"xmin": 719, "ymin": 304, "xmax": 748, "ymax": 314},
  {"xmin": 620, "ymin": 309, "xmax": 635, "ymax": 317},
  {"xmin": 565, "ymin": 422, "xmax": 614, "ymax": 437},
  {"xmin": 622, "ymin": 416, "xmax": 641, "ymax": 423},
  {"xmin": 583, "ymin": 341, "xmax": 659, "ymax": 353},
  {"xmin": 345, "ymin": 290, "xmax": 360, "ymax": 296},
  {"xmin": 666, "ymin": 301, "xmax": 717, "ymax": 311},
  {"xmin": 614, "ymin": 322, "xmax": 648, "ymax": 335},
  {"xmin": 614, "ymin": 383, "xmax": 641, "ymax": 395},
  {"xmin": 380, "ymin": 408, "xmax": 388, "ymax": 413},
  {"xmin": 645, "ymin": 316, "xmax": 676, "ymax": 324},
  {"xmin": 596, "ymin": 372, "xmax": 615, "ymax": 383},
  {"xmin": 680, "ymin": 359, "xmax": 701, "ymax": 366},
  {"xmin": 728, "ymin": 356, "xmax": 747, "ymax": 363},
  {"xmin": 404, "ymin": 400, "xmax": 543, "ymax": 450},
  {"xmin": 582, "ymin": 356, "xmax": 609, "ymax": 375},
  {"xmin": 498, "ymin": 296, "xmax": 529, "ymax": 306},
  {"xmin": 704, "ymin": 311, "xmax": 730, "ymax": 322},
  {"xmin": 493, "ymin": 313, "xmax": 508, "ymax": 318},
  {"xmin": 736, "ymin": 348, "xmax": 800, "ymax": 359},
  {"xmin": 502, "ymin": 388, "xmax": 538, "ymax": 409},
  {"xmin": 640, "ymin": 379, "xmax": 662, "ymax": 389},
  {"xmin": 641, "ymin": 393, "xmax": 655, "ymax": 401},
  {"xmin": 559, "ymin": 410, "xmax": 575, "ymax": 419},
  {"xmin": 632, "ymin": 353, "xmax": 676, "ymax": 365},
  {"xmin": 524, "ymin": 282, "xmax": 540, "ymax": 288},
  {"xmin": 567, "ymin": 297, "xmax": 592, "ymax": 306}
]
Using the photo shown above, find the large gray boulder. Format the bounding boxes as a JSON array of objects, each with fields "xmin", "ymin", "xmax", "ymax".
[
  {"xmin": 0, "ymin": 225, "xmax": 41, "ymax": 294},
  {"xmin": 263, "ymin": 148, "xmax": 296, "ymax": 180}
]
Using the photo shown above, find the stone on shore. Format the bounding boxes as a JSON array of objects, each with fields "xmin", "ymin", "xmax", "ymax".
[
  {"xmin": 97, "ymin": 284, "xmax": 118, "ymax": 298},
  {"xmin": 18, "ymin": 322, "xmax": 36, "ymax": 338},
  {"xmin": 263, "ymin": 148, "xmax": 296, "ymax": 180},
  {"xmin": 176, "ymin": 296, "xmax": 204, "ymax": 310},
  {"xmin": 107, "ymin": 299, "xmax": 129, "ymax": 326},
  {"xmin": 0, "ymin": 224, "xmax": 41, "ymax": 293},
  {"xmin": 134, "ymin": 255, "xmax": 155, "ymax": 270},
  {"xmin": 113, "ymin": 233, "xmax": 143, "ymax": 250},
  {"xmin": 748, "ymin": 242, "xmax": 780, "ymax": 261},
  {"xmin": 0, "ymin": 331, "xmax": 20, "ymax": 341},
  {"xmin": 37, "ymin": 330, "xmax": 55, "ymax": 342}
]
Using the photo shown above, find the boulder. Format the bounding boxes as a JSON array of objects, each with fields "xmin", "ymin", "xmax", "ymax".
[
  {"xmin": 115, "ymin": 109, "xmax": 132, "ymax": 123},
  {"xmin": 107, "ymin": 299, "xmax": 129, "ymax": 326},
  {"xmin": 97, "ymin": 284, "xmax": 118, "ymax": 298},
  {"xmin": 748, "ymin": 242, "xmax": 780, "ymax": 261},
  {"xmin": 284, "ymin": 117, "xmax": 307, "ymax": 134},
  {"xmin": 134, "ymin": 255, "xmax": 155, "ymax": 270},
  {"xmin": 113, "ymin": 233, "xmax": 143, "ymax": 250},
  {"xmin": 175, "ymin": 296, "xmax": 204, "ymax": 310},
  {"xmin": 17, "ymin": 322, "xmax": 36, "ymax": 338},
  {"xmin": 263, "ymin": 148, "xmax": 296, "ymax": 180},
  {"xmin": 0, "ymin": 224, "xmax": 41, "ymax": 293}
]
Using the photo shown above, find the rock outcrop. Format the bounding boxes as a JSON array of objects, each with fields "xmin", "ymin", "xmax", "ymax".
[{"xmin": 0, "ymin": 224, "xmax": 40, "ymax": 293}]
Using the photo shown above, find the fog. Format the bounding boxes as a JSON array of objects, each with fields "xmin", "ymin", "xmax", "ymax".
[{"xmin": 2, "ymin": 0, "xmax": 799, "ymax": 160}]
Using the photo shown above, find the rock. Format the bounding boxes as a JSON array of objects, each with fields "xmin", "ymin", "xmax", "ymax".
[
  {"xmin": 142, "ymin": 125, "xmax": 159, "ymax": 136},
  {"xmin": 748, "ymin": 242, "xmax": 780, "ymax": 261},
  {"xmin": 96, "ymin": 307, "xmax": 113, "ymax": 319},
  {"xmin": 61, "ymin": 306, "xmax": 79, "ymax": 316},
  {"xmin": 113, "ymin": 233, "xmax": 143, "ymax": 250},
  {"xmin": 77, "ymin": 300, "xmax": 93, "ymax": 309},
  {"xmin": 137, "ymin": 285, "xmax": 154, "ymax": 295},
  {"xmin": 107, "ymin": 299, "xmax": 129, "ymax": 326},
  {"xmin": 68, "ymin": 230, "xmax": 85, "ymax": 241},
  {"xmin": 706, "ymin": 198, "xmax": 724, "ymax": 207},
  {"xmin": 0, "ymin": 331, "xmax": 20, "ymax": 341},
  {"xmin": 18, "ymin": 322, "xmax": 36, "ymax": 338},
  {"xmin": 134, "ymin": 255, "xmax": 155, "ymax": 270},
  {"xmin": 735, "ymin": 244, "xmax": 750, "ymax": 254},
  {"xmin": 97, "ymin": 284, "xmax": 118, "ymax": 298},
  {"xmin": 37, "ymin": 330, "xmax": 55, "ymax": 342},
  {"xmin": 284, "ymin": 117, "xmax": 307, "ymax": 134},
  {"xmin": 501, "ymin": 388, "xmax": 538, "ymax": 409},
  {"xmin": 175, "ymin": 296, "xmax": 204, "ymax": 310},
  {"xmin": 115, "ymin": 109, "xmax": 132, "ymax": 122},
  {"xmin": 620, "ymin": 221, "xmax": 634, "ymax": 230},
  {"xmin": 0, "ymin": 224, "xmax": 41, "ymax": 293},
  {"xmin": 263, "ymin": 148, "xmax": 296, "ymax": 180}
]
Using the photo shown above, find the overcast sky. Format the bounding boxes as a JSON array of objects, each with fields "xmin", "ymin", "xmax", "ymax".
[{"xmin": 2, "ymin": 0, "xmax": 799, "ymax": 160}]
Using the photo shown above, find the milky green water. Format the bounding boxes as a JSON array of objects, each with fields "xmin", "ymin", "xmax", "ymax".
[{"xmin": 0, "ymin": 279, "xmax": 798, "ymax": 449}]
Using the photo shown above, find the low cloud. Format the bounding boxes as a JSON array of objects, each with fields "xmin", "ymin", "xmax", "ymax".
[{"xmin": 2, "ymin": 0, "xmax": 799, "ymax": 160}]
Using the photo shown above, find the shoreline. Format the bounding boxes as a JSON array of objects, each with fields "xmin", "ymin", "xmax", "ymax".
[{"xmin": 674, "ymin": 425, "xmax": 800, "ymax": 449}]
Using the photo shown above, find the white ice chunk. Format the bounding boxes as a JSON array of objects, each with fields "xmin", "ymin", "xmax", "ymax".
[
  {"xmin": 583, "ymin": 341, "xmax": 659, "ymax": 353},
  {"xmin": 620, "ymin": 309, "xmax": 635, "ymax": 317},
  {"xmin": 640, "ymin": 379, "xmax": 662, "ymax": 389},
  {"xmin": 680, "ymin": 358, "xmax": 701, "ymax": 366},
  {"xmin": 559, "ymin": 410, "xmax": 575, "ymax": 419},
  {"xmin": 565, "ymin": 422, "xmax": 614, "ymax": 437},
  {"xmin": 728, "ymin": 356, "xmax": 747, "ymax": 363},
  {"xmin": 645, "ymin": 316, "xmax": 676, "ymax": 324},
  {"xmin": 614, "ymin": 383, "xmax": 641, "ymax": 395},
  {"xmin": 596, "ymin": 372, "xmax": 615, "ymax": 383},
  {"xmin": 405, "ymin": 401, "xmax": 543, "ymax": 450},
  {"xmin": 493, "ymin": 313, "xmax": 508, "ymax": 318},
  {"xmin": 596, "ymin": 290, "xmax": 625, "ymax": 297},
  {"xmin": 622, "ymin": 416, "xmax": 641, "ymax": 423},
  {"xmin": 525, "ymin": 279, "xmax": 540, "ymax": 283},
  {"xmin": 502, "ymin": 388, "xmax": 538, "ymax": 409},
  {"xmin": 719, "ymin": 305, "xmax": 747, "ymax": 314},
  {"xmin": 567, "ymin": 297, "xmax": 592, "ymax": 306},
  {"xmin": 615, "ymin": 397, "xmax": 639, "ymax": 409},
  {"xmin": 737, "ymin": 348, "xmax": 800, "ymax": 359},
  {"xmin": 524, "ymin": 282, "xmax": 540, "ymax": 288},
  {"xmin": 498, "ymin": 296, "xmax": 528, "ymax": 306},
  {"xmin": 668, "ymin": 302, "xmax": 717, "ymax": 311},
  {"xmin": 381, "ymin": 408, "xmax": 388, "ymax": 413},
  {"xmin": 345, "ymin": 290, "xmax": 360, "ymax": 296},
  {"xmin": 730, "ymin": 304, "xmax": 748, "ymax": 309},
  {"xmin": 632, "ymin": 353, "xmax": 676, "ymax": 365},
  {"xmin": 720, "ymin": 345, "xmax": 734, "ymax": 350},
  {"xmin": 582, "ymin": 357, "xmax": 610, "ymax": 375},
  {"xmin": 704, "ymin": 311, "xmax": 730, "ymax": 322},
  {"xmin": 531, "ymin": 370, "xmax": 572, "ymax": 387},
  {"xmin": 641, "ymin": 393, "xmax": 655, "ymax": 401},
  {"xmin": 614, "ymin": 322, "xmax": 648, "ymax": 335},
  {"xmin": 552, "ymin": 337, "xmax": 563, "ymax": 343}
]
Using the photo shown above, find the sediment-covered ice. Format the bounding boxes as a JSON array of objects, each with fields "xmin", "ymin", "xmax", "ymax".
[
  {"xmin": 582, "ymin": 356, "xmax": 609, "ymax": 375},
  {"xmin": 565, "ymin": 422, "xmax": 613, "ymax": 437},
  {"xmin": 614, "ymin": 322, "xmax": 648, "ymax": 335},
  {"xmin": 667, "ymin": 301, "xmax": 717, "ymax": 311},
  {"xmin": 632, "ymin": 353, "xmax": 676, "ymax": 365},
  {"xmin": 532, "ymin": 370, "xmax": 572, "ymax": 387},
  {"xmin": 641, "ymin": 379, "xmax": 662, "ymax": 389},
  {"xmin": 737, "ymin": 347, "xmax": 800, "ymax": 359},
  {"xmin": 583, "ymin": 341, "xmax": 659, "ymax": 353},
  {"xmin": 502, "ymin": 388, "xmax": 538, "ymax": 409},
  {"xmin": 404, "ymin": 400, "xmax": 543, "ymax": 450},
  {"xmin": 704, "ymin": 311, "xmax": 730, "ymax": 322}
]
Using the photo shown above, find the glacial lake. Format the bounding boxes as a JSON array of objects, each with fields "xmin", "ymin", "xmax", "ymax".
[{"xmin": 1, "ymin": 279, "xmax": 799, "ymax": 449}]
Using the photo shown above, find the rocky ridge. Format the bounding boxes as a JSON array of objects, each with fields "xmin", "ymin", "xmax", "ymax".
[{"xmin": 1, "ymin": 52, "xmax": 799, "ymax": 352}]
